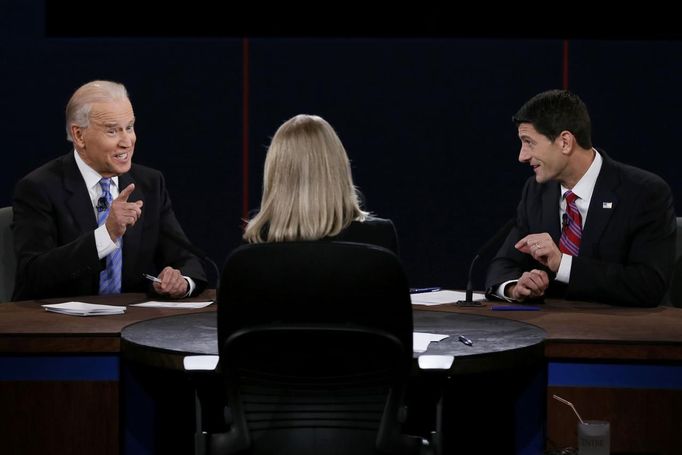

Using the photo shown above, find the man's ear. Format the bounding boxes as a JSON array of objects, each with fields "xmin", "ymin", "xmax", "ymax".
[
  {"xmin": 71, "ymin": 125, "xmax": 86, "ymax": 148},
  {"xmin": 558, "ymin": 130, "xmax": 575, "ymax": 155}
]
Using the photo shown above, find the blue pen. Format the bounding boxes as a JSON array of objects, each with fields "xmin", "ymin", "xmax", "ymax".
[
  {"xmin": 491, "ymin": 305, "xmax": 541, "ymax": 311},
  {"xmin": 410, "ymin": 287, "xmax": 442, "ymax": 294}
]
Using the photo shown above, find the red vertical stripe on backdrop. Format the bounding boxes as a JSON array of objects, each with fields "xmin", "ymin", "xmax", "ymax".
[
  {"xmin": 242, "ymin": 38, "xmax": 250, "ymax": 223},
  {"xmin": 562, "ymin": 40, "xmax": 569, "ymax": 90}
]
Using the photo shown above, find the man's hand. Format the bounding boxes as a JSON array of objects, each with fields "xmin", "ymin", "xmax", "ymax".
[
  {"xmin": 153, "ymin": 266, "xmax": 189, "ymax": 298},
  {"xmin": 105, "ymin": 184, "xmax": 143, "ymax": 241},
  {"xmin": 506, "ymin": 269, "xmax": 549, "ymax": 301},
  {"xmin": 515, "ymin": 233, "xmax": 563, "ymax": 272}
]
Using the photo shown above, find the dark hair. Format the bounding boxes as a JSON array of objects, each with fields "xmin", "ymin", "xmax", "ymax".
[{"xmin": 512, "ymin": 89, "xmax": 593, "ymax": 149}]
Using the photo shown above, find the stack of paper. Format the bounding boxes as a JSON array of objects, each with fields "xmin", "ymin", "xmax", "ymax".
[
  {"xmin": 42, "ymin": 302, "xmax": 126, "ymax": 316},
  {"xmin": 410, "ymin": 290, "xmax": 486, "ymax": 306},
  {"xmin": 130, "ymin": 301, "xmax": 213, "ymax": 309}
]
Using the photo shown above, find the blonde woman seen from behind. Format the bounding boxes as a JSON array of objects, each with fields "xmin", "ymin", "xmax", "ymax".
[{"xmin": 244, "ymin": 114, "xmax": 398, "ymax": 254}]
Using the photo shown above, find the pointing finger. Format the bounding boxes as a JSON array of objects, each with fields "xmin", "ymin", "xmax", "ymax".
[{"xmin": 117, "ymin": 184, "xmax": 135, "ymax": 202}]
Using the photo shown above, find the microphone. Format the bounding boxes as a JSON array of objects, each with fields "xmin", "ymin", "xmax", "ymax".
[
  {"xmin": 96, "ymin": 197, "xmax": 108, "ymax": 213},
  {"xmin": 456, "ymin": 218, "xmax": 516, "ymax": 307},
  {"xmin": 160, "ymin": 227, "xmax": 220, "ymax": 291}
]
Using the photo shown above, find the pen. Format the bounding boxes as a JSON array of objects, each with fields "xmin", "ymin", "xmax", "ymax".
[
  {"xmin": 458, "ymin": 335, "xmax": 473, "ymax": 346},
  {"xmin": 410, "ymin": 287, "xmax": 442, "ymax": 294},
  {"xmin": 142, "ymin": 273, "xmax": 162, "ymax": 283}
]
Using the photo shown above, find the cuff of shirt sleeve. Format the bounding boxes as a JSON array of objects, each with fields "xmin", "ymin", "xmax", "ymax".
[
  {"xmin": 555, "ymin": 254, "xmax": 572, "ymax": 283},
  {"xmin": 494, "ymin": 280, "xmax": 518, "ymax": 302},
  {"xmin": 183, "ymin": 276, "xmax": 196, "ymax": 297},
  {"xmin": 94, "ymin": 224, "xmax": 118, "ymax": 259}
]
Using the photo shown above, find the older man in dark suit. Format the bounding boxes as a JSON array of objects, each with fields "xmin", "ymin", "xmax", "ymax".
[
  {"xmin": 12, "ymin": 80, "xmax": 206, "ymax": 300},
  {"xmin": 486, "ymin": 89, "xmax": 676, "ymax": 307}
]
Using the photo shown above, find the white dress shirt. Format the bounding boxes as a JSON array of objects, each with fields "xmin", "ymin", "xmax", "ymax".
[{"xmin": 74, "ymin": 150, "xmax": 119, "ymax": 260}]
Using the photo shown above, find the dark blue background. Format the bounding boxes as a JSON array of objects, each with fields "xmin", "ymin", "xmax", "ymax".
[{"xmin": 2, "ymin": 4, "xmax": 681, "ymax": 289}]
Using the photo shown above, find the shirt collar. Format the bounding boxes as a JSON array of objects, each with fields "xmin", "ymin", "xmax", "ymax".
[
  {"xmin": 73, "ymin": 150, "xmax": 119, "ymax": 191},
  {"xmin": 561, "ymin": 148, "xmax": 602, "ymax": 202}
]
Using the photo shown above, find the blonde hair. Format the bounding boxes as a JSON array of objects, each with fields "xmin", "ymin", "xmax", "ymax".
[
  {"xmin": 244, "ymin": 114, "xmax": 368, "ymax": 243},
  {"xmin": 65, "ymin": 80, "xmax": 129, "ymax": 142}
]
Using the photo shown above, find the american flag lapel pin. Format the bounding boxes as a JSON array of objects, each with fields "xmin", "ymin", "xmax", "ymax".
[{"xmin": 602, "ymin": 202, "xmax": 613, "ymax": 209}]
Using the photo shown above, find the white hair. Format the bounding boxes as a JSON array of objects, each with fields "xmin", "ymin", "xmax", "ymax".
[{"xmin": 65, "ymin": 80, "xmax": 129, "ymax": 142}]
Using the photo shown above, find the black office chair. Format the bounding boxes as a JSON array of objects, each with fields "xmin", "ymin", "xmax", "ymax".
[
  {"xmin": 0, "ymin": 207, "xmax": 16, "ymax": 303},
  {"xmin": 666, "ymin": 217, "xmax": 682, "ymax": 307},
  {"xmin": 205, "ymin": 241, "xmax": 429, "ymax": 455}
]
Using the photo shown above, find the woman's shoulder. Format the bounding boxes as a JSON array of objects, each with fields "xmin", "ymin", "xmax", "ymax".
[{"xmin": 335, "ymin": 216, "xmax": 399, "ymax": 254}]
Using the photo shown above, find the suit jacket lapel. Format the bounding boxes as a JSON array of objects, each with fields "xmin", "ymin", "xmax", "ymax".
[
  {"xmin": 62, "ymin": 154, "xmax": 98, "ymax": 233},
  {"xmin": 542, "ymin": 182, "xmax": 562, "ymax": 243},
  {"xmin": 119, "ymin": 172, "xmax": 144, "ymax": 287},
  {"xmin": 581, "ymin": 156, "xmax": 620, "ymax": 257}
]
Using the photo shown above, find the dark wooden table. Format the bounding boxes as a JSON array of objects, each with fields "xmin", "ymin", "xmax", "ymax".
[{"xmin": 2, "ymin": 293, "xmax": 681, "ymax": 454}]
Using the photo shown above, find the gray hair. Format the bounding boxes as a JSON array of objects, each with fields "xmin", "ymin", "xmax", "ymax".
[{"xmin": 65, "ymin": 80, "xmax": 129, "ymax": 142}]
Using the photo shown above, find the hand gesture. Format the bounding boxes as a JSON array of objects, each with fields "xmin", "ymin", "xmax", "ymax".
[
  {"xmin": 105, "ymin": 184, "xmax": 143, "ymax": 241},
  {"xmin": 515, "ymin": 233, "xmax": 563, "ymax": 272},
  {"xmin": 507, "ymin": 269, "xmax": 549, "ymax": 301}
]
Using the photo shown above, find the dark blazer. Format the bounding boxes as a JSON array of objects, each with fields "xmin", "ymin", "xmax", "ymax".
[
  {"xmin": 326, "ymin": 216, "xmax": 399, "ymax": 255},
  {"xmin": 11, "ymin": 152, "xmax": 207, "ymax": 301},
  {"xmin": 485, "ymin": 151, "xmax": 676, "ymax": 307}
]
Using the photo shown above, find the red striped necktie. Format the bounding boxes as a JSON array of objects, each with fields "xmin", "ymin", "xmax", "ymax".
[{"xmin": 559, "ymin": 190, "xmax": 582, "ymax": 256}]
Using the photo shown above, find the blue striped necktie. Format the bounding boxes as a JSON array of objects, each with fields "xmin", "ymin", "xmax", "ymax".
[
  {"xmin": 559, "ymin": 190, "xmax": 582, "ymax": 256},
  {"xmin": 98, "ymin": 178, "xmax": 122, "ymax": 294}
]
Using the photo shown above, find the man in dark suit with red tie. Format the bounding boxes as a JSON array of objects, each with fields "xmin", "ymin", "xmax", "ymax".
[
  {"xmin": 12, "ymin": 80, "xmax": 206, "ymax": 301},
  {"xmin": 485, "ymin": 89, "xmax": 676, "ymax": 307}
]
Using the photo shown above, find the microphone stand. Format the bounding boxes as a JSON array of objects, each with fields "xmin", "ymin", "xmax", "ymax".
[
  {"xmin": 456, "ymin": 254, "xmax": 483, "ymax": 307},
  {"xmin": 456, "ymin": 218, "xmax": 516, "ymax": 307}
]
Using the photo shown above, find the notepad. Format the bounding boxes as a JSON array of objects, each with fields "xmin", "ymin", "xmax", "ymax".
[{"xmin": 42, "ymin": 302, "xmax": 126, "ymax": 316}]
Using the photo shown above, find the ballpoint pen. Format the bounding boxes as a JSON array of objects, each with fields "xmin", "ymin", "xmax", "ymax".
[
  {"xmin": 458, "ymin": 335, "xmax": 473, "ymax": 346},
  {"xmin": 142, "ymin": 273, "xmax": 162, "ymax": 283}
]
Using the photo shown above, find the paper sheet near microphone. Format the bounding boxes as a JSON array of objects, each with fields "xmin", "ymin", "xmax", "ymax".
[{"xmin": 411, "ymin": 290, "xmax": 486, "ymax": 306}]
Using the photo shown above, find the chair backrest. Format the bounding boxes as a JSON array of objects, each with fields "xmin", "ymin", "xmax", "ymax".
[
  {"xmin": 0, "ymin": 207, "xmax": 16, "ymax": 302},
  {"xmin": 217, "ymin": 241, "xmax": 413, "ymax": 354},
  {"xmin": 667, "ymin": 217, "xmax": 682, "ymax": 307},
  {"xmin": 214, "ymin": 241, "xmax": 418, "ymax": 454}
]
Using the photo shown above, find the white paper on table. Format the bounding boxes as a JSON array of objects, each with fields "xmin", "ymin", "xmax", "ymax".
[
  {"xmin": 183, "ymin": 355, "xmax": 220, "ymax": 371},
  {"xmin": 413, "ymin": 332, "xmax": 449, "ymax": 353},
  {"xmin": 130, "ymin": 301, "xmax": 214, "ymax": 309},
  {"xmin": 410, "ymin": 290, "xmax": 486, "ymax": 306},
  {"xmin": 42, "ymin": 302, "xmax": 126, "ymax": 316},
  {"xmin": 418, "ymin": 355, "xmax": 455, "ymax": 370}
]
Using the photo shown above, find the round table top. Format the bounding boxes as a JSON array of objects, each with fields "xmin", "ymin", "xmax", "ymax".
[{"xmin": 121, "ymin": 310, "xmax": 546, "ymax": 374}]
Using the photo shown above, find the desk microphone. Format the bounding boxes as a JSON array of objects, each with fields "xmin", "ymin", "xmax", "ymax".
[
  {"xmin": 161, "ymin": 228, "xmax": 220, "ymax": 290},
  {"xmin": 456, "ymin": 218, "xmax": 516, "ymax": 307}
]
